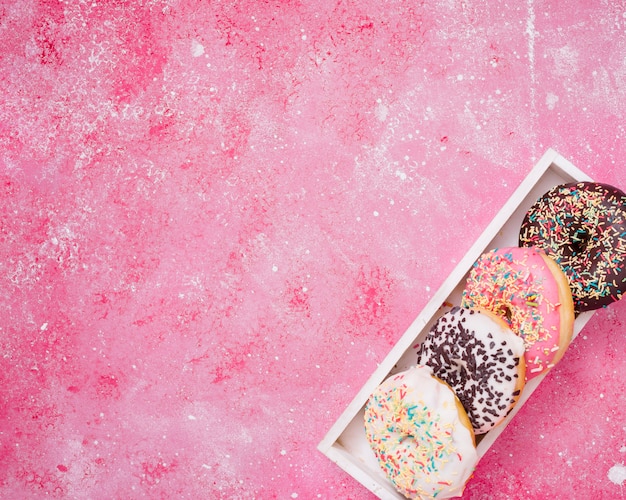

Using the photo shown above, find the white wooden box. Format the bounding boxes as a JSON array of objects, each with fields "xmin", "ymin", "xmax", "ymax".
[{"xmin": 318, "ymin": 149, "xmax": 596, "ymax": 499}]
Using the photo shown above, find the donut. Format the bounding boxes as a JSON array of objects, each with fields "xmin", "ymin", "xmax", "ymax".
[
  {"xmin": 417, "ymin": 306, "xmax": 526, "ymax": 434},
  {"xmin": 364, "ymin": 365, "xmax": 477, "ymax": 500},
  {"xmin": 461, "ymin": 246, "xmax": 575, "ymax": 379},
  {"xmin": 519, "ymin": 181, "xmax": 626, "ymax": 312}
]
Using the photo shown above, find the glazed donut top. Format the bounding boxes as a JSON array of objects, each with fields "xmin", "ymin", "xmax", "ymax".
[
  {"xmin": 418, "ymin": 307, "xmax": 526, "ymax": 434},
  {"xmin": 461, "ymin": 246, "xmax": 573, "ymax": 379},
  {"xmin": 519, "ymin": 181, "xmax": 626, "ymax": 312},
  {"xmin": 364, "ymin": 365, "xmax": 477, "ymax": 500}
]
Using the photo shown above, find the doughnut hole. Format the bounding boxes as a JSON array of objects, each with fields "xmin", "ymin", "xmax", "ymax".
[
  {"xmin": 498, "ymin": 305, "xmax": 513, "ymax": 323},
  {"xmin": 570, "ymin": 228, "xmax": 590, "ymax": 255}
]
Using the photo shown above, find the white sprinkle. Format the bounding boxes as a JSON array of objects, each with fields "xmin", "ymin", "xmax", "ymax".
[
  {"xmin": 373, "ymin": 211, "xmax": 379, "ymax": 217},
  {"xmin": 188, "ymin": 415, "xmax": 197, "ymax": 420},
  {"xmin": 272, "ymin": 265, "xmax": 278, "ymax": 272},
  {"xmin": 291, "ymin": 494, "xmax": 298, "ymax": 499},
  {"xmin": 40, "ymin": 323, "xmax": 48, "ymax": 331},
  {"xmin": 280, "ymin": 450, "xmax": 286, "ymax": 455}
]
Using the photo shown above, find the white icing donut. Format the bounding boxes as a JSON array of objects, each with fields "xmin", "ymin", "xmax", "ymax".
[
  {"xmin": 418, "ymin": 307, "xmax": 526, "ymax": 434},
  {"xmin": 364, "ymin": 365, "xmax": 478, "ymax": 499}
]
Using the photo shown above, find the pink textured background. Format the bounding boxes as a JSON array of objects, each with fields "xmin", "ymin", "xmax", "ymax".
[{"xmin": 2, "ymin": 1, "xmax": 626, "ymax": 498}]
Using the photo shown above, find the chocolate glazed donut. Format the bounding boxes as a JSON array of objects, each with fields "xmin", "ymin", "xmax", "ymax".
[{"xmin": 519, "ymin": 182, "xmax": 626, "ymax": 312}]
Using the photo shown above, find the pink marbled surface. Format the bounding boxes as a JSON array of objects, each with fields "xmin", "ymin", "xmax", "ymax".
[{"xmin": 1, "ymin": 1, "xmax": 626, "ymax": 498}]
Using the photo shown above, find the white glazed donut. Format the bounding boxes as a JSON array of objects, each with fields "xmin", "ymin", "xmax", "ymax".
[
  {"xmin": 417, "ymin": 306, "xmax": 526, "ymax": 434},
  {"xmin": 364, "ymin": 365, "xmax": 478, "ymax": 499}
]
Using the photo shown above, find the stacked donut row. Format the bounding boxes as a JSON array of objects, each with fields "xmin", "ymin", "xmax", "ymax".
[{"xmin": 364, "ymin": 182, "xmax": 626, "ymax": 500}]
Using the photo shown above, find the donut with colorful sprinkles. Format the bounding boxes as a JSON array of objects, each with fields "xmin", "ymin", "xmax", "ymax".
[
  {"xmin": 461, "ymin": 247, "xmax": 575, "ymax": 379},
  {"xmin": 417, "ymin": 306, "xmax": 526, "ymax": 434},
  {"xmin": 519, "ymin": 181, "xmax": 626, "ymax": 312},
  {"xmin": 364, "ymin": 365, "xmax": 477, "ymax": 500}
]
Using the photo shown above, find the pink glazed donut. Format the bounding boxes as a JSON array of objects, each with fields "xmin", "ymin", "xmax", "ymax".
[{"xmin": 461, "ymin": 247, "xmax": 575, "ymax": 379}]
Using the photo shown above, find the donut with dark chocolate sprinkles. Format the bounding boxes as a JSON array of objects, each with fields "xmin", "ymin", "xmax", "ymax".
[{"xmin": 417, "ymin": 307, "xmax": 526, "ymax": 434}]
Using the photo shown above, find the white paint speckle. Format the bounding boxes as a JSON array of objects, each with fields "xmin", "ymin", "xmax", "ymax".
[
  {"xmin": 272, "ymin": 265, "xmax": 278, "ymax": 272},
  {"xmin": 546, "ymin": 92, "xmax": 559, "ymax": 110},
  {"xmin": 608, "ymin": 463, "xmax": 626, "ymax": 486},
  {"xmin": 291, "ymin": 494, "xmax": 298, "ymax": 499},
  {"xmin": 395, "ymin": 170, "xmax": 407, "ymax": 181},
  {"xmin": 280, "ymin": 449, "xmax": 286, "ymax": 455},
  {"xmin": 191, "ymin": 40, "xmax": 205, "ymax": 57},
  {"xmin": 375, "ymin": 100, "xmax": 388, "ymax": 122}
]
